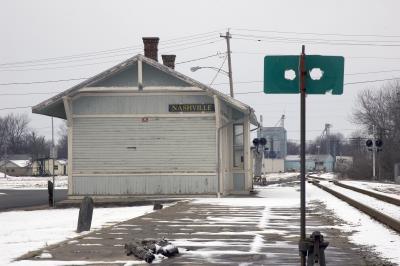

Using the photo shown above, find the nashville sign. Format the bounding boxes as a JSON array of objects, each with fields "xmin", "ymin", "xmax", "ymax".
[{"xmin": 169, "ymin": 104, "xmax": 215, "ymax": 112}]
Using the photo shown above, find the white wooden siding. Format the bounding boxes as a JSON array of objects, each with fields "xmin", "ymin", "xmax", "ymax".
[
  {"xmin": 72, "ymin": 116, "xmax": 217, "ymax": 194},
  {"xmin": 73, "ymin": 116, "xmax": 216, "ymax": 173},
  {"xmin": 73, "ymin": 175, "xmax": 217, "ymax": 195},
  {"xmin": 72, "ymin": 95, "xmax": 213, "ymax": 115}
]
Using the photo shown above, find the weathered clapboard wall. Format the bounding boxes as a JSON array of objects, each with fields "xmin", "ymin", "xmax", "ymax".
[{"xmin": 70, "ymin": 93, "xmax": 218, "ymax": 195}]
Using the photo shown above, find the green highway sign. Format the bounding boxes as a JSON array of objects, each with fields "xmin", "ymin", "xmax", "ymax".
[{"xmin": 264, "ymin": 55, "xmax": 344, "ymax": 94}]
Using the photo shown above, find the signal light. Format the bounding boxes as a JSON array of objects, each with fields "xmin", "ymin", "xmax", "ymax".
[
  {"xmin": 366, "ymin": 139, "xmax": 373, "ymax": 147},
  {"xmin": 375, "ymin": 139, "xmax": 383, "ymax": 147},
  {"xmin": 253, "ymin": 138, "xmax": 267, "ymax": 146},
  {"xmin": 253, "ymin": 139, "xmax": 260, "ymax": 146}
]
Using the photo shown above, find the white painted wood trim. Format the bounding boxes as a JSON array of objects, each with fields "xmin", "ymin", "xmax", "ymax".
[
  {"xmin": 214, "ymin": 95, "xmax": 222, "ymax": 196},
  {"xmin": 73, "ymin": 172, "xmax": 217, "ymax": 176},
  {"xmin": 138, "ymin": 58, "xmax": 143, "ymax": 90},
  {"xmin": 243, "ymin": 115, "xmax": 251, "ymax": 191},
  {"xmin": 63, "ymin": 97, "xmax": 73, "ymax": 195},
  {"xmin": 73, "ymin": 91, "xmax": 208, "ymax": 97},
  {"xmin": 72, "ymin": 113, "xmax": 216, "ymax": 118},
  {"xmin": 63, "ymin": 97, "xmax": 72, "ymax": 126},
  {"xmin": 78, "ymin": 86, "xmax": 203, "ymax": 92}
]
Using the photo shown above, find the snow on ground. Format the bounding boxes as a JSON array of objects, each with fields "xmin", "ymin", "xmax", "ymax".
[
  {"xmin": 321, "ymin": 181, "xmax": 400, "ymax": 220},
  {"xmin": 0, "ymin": 175, "xmax": 67, "ymax": 190},
  {"xmin": 342, "ymin": 180, "xmax": 400, "ymax": 200},
  {"xmin": 0, "ymin": 205, "xmax": 153, "ymax": 265},
  {"xmin": 196, "ymin": 180, "xmax": 400, "ymax": 264},
  {"xmin": 262, "ymin": 172, "xmax": 299, "ymax": 182},
  {"xmin": 308, "ymin": 172, "xmax": 337, "ymax": 180},
  {"xmin": 307, "ymin": 182, "xmax": 400, "ymax": 264}
]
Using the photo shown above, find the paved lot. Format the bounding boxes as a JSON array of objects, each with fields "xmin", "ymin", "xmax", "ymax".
[
  {"xmin": 23, "ymin": 185, "xmax": 386, "ymax": 265},
  {"xmin": 0, "ymin": 189, "xmax": 67, "ymax": 211}
]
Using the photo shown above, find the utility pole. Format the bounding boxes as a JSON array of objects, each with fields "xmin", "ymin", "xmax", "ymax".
[
  {"xmin": 325, "ymin": 123, "xmax": 331, "ymax": 156},
  {"xmin": 220, "ymin": 30, "xmax": 234, "ymax": 98},
  {"xmin": 51, "ymin": 117, "xmax": 55, "ymax": 207},
  {"xmin": 3, "ymin": 145, "xmax": 7, "ymax": 178},
  {"xmin": 372, "ymin": 125, "xmax": 377, "ymax": 180}
]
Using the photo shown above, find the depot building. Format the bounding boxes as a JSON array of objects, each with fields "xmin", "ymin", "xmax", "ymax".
[{"xmin": 32, "ymin": 37, "xmax": 258, "ymax": 198}]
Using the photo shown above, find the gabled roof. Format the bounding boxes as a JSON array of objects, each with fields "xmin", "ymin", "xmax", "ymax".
[
  {"xmin": 32, "ymin": 54, "xmax": 257, "ymax": 125},
  {"xmin": 0, "ymin": 160, "xmax": 31, "ymax": 168}
]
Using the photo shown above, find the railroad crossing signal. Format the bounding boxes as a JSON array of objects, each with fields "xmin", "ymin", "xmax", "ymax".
[
  {"xmin": 366, "ymin": 138, "xmax": 383, "ymax": 151},
  {"xmin": 252, "ymin": 137, "xmax": 267, "ymax": 146}
]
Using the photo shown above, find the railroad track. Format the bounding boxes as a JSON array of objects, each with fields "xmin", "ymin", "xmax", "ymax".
[{"xmin": 308, "ymin": 177, "xmax": 400, "ymax": 233}]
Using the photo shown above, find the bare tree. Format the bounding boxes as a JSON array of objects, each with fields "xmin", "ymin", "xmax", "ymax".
[
  {"xmin": 287, "ymin": 140, "xmax": 299, "ymax": 155},
  {"xmin": 57, "ymin": 122, "xmax": 68, "ymax": 159},
  {"xmin": 0, "ymin": 114, "xmax": 51, "ymax": 160},
  {"xmin": 351, "ymin": 81, "xmax": 400, "ymax": 179},
  {"xmin": 0, "ymin": 114, "xmax": 30, "ymax": 155},
  {"xmin": 26, "ymin": 131, "xmax": 51, "ymax": 160}
]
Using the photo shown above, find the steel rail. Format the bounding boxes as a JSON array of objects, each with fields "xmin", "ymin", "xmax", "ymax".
[
  {"xmin": 311, "ymin": 181, "xmax": 400, "ymax": 233},
  {"xmin": 332, "ymin": 181, "xmax": 400, "ymax": 206},
  {"xmin": 307, "ymin": 176, "xmax": 400, "ymax": 206}
]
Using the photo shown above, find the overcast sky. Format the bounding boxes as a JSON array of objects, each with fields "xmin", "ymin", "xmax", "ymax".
[{"xmin": 1, "ymin": 0, "xmax": 400, "ymax": 143}]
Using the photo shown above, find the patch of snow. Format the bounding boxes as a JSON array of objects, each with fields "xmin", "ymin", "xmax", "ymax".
[
  {"xmin": 11, "ymin": 260, "xmax": 144, "ymax": 266},
  {"xmin": 307, "ymin": 182, "xmax": 400, "ymax": 264},
  {"xmin": 249, "ymin": 234, "xmax": 264, "ymax": 253},
  {"xmin": 0, "ymin": 175, "xmax": 68, "ymax": 190},
  {"xmin": 9, "ymin": 160, "xmax": 31, "ymax": 168},
  {"xmin": 257, "ymin": 206, "xmax": 269, "ymax": 229},
  {"xmin": 1, "ymin": 205, "xmax": 153, "ymax": 265},
  {"xmin": 322, "ymin": 181, "xmax": 400, "ymax": 221},
  {"xmin": 262, "ymin": 172, "xmax": 299, "ymax": 182},
  {"xmin": 342, "ymin": 180, "xmax": 400, "ymax": 200},
  {"xmin": 309, "ymin": 172, "xmax": 337, "ymax": 180},
  {"xmin": 36, "ymin": 252, "xmax": 52, "ymax": 259}
]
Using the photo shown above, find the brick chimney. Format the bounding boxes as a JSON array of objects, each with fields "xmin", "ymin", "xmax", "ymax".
[
  {"xmin": 142, "ymin": 37, "xmax": 159, "ymax": 61},
  {"xmin": 161, "ymin": 55, "xmax": 176, "ymax": 69}
]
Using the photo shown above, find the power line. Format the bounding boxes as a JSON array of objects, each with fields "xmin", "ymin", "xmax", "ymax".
[
  {"xmin": 0, "ymin": 39, "xmax": 221, "ymax": 72},
  {"xmin": 1, "ymin": 69, "xmax": 399, "ymax": 88},
  {"xmin": 232, "ymin": 51, "xmax": 400, "ymax": 61},
  {"xmin": 0, "ymin": 106, "xmax": 32, "ymax": 111},
  {"xmin": 161, "ymin": 39, "xmax": 222, "ymax": 53},
  {"xmin": 175, "ymin": 53, "xmax": 223, "ymax": 65},
  {"xmin": 344, "ymin": 77, "xmax": 400, "ymax": 85},
  {"xmin": 0, "ymin": 37, "xmax": 220, "ymax": 70},
  {"xmin": 233, "ymin": 33, "xmax": 400, "ymax": 44},
  {"xmin": 217, "ymin": 77, "xmax": 400, "ymax": 91},
  {"xmin": 0, "ymin": 78, "xmax": 87, "ymax": 86},
  {"xmin": 0, "ymin": 59, "xmax": 123, "ymax": 72},
  {"xmin": 0, "ymin": 44, "xmax": 222, "ymax": 73},
  {"xmin": 0, "ymin": 53, "xmax": 224, "ymax": 86},
  {"xmin": 345, "ymin": 69, "xmax": 400, "ymax": 76},
  {"xmin": 0, "ymin": 51, "xmax": 138, "ymax": 70},
  {"xmin": 209, "ymin": 55, "xmax": 227, "ymax": 86},
  {"xmin": 0, "ymin": 30, "xmax": 221, "ymax": 68},
  {"xmin": 0, "ymin": 92, "xmax": 61, "ymax": 96},
  {"xmin": 232, "ymin": 36, "xmax": 400, "ymax": 47},
  {"xmin": 231, "ymin": 27, "xmax": 400, "ymax": 39}
]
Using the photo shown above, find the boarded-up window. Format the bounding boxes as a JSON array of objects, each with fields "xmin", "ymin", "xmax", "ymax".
[{"xmin": 233, "ymin": 124, "xmax": 244, "ymax": 169}]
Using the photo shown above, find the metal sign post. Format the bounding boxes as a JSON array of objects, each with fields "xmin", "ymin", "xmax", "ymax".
[
  {"xmin": 264, "ymin": 47, "xmax": 344, "ymax": 266},
  {"xmin": 299, "ymin": 45, "xmax": 307, "ymax": 265}
]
